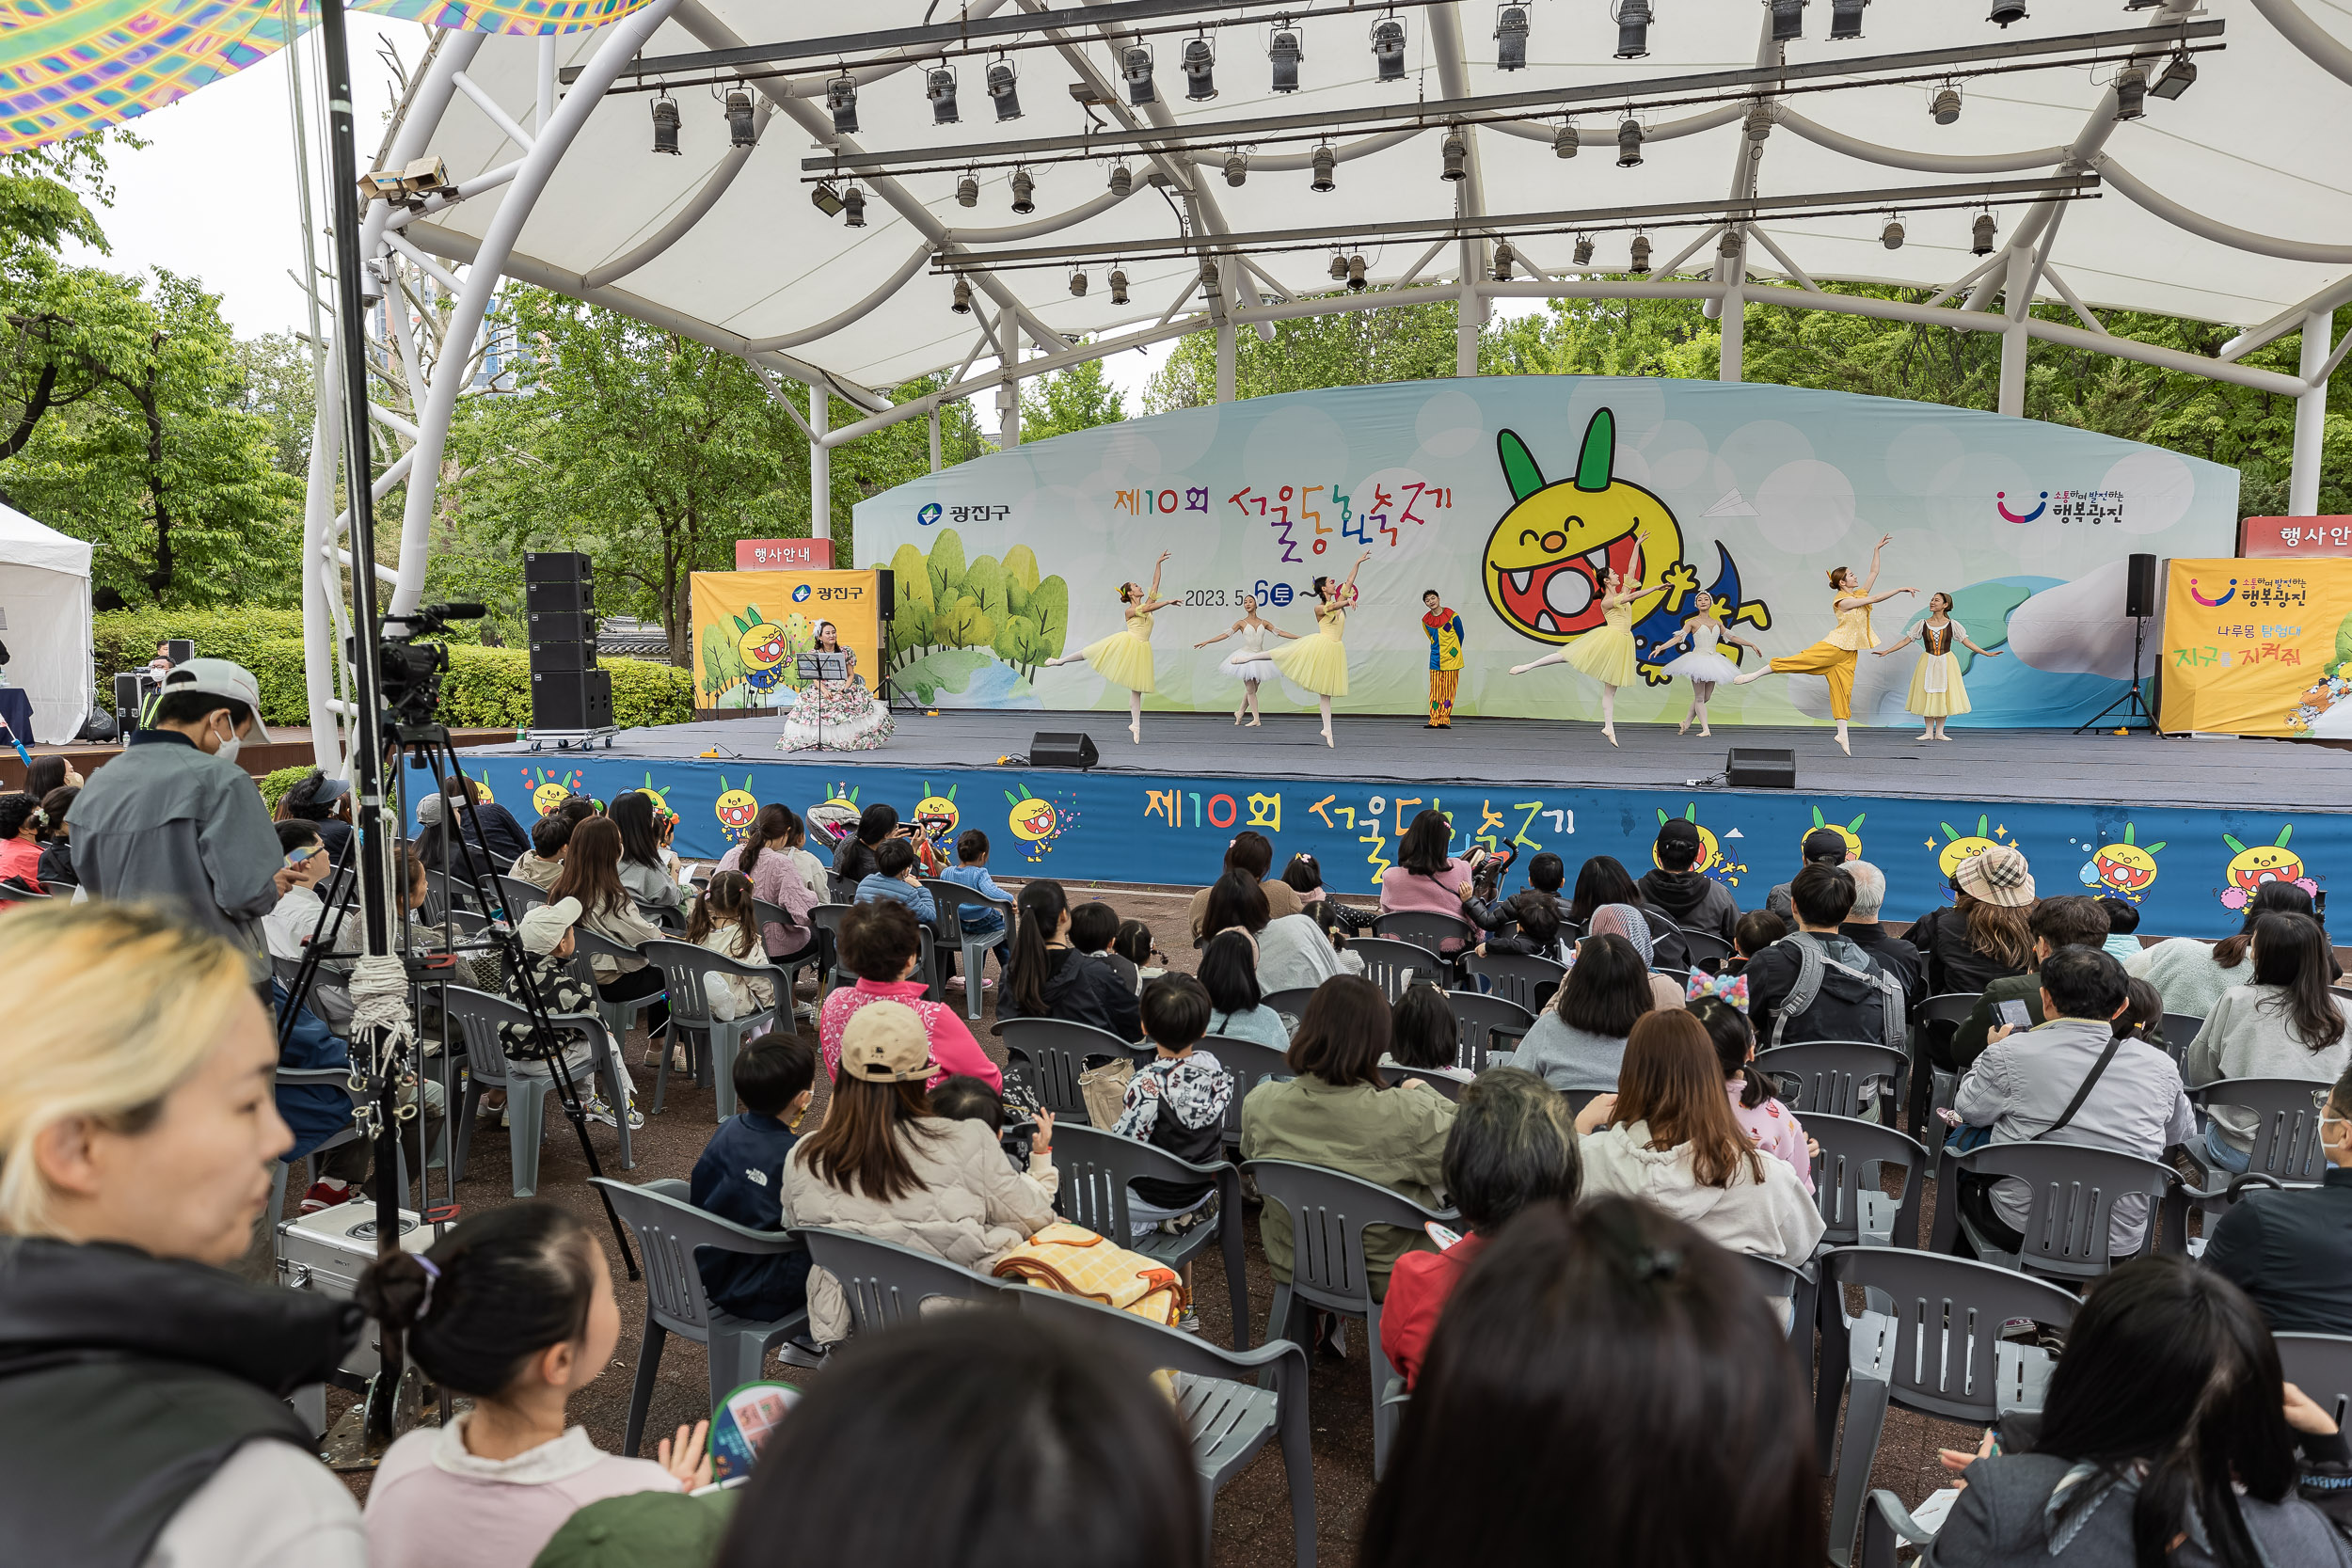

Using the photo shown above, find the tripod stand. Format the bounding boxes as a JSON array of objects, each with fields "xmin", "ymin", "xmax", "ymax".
[{"xmin": 2076, "ymin": 614, "xmax": 2157, "ymax": 734}]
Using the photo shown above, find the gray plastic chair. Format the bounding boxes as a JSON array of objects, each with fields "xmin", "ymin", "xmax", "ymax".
[
  {"xmin": 1929, "ymin": 1141, "xmax": 2177, "ymax": 1283},
  {"xmin": 1002, "ymin": 1016, "xmax": 1136, "ymax": 1124},
  {"xmin": 567, "ymin": 927, "xmax": 665, "ymax": 1046},
  {"xmin": 1859, "ymin": 1491, "xmax": 1940, "ymax": 1568},
  {"xmin": 1203, "ymin": 1034, "xmax": 1295, "ymax": 1152},
  {"xmin": 1805, "ymin": 1113, "xmax": 1927, "ymax": 1250},
  {"xmin": 642, "ymin": 938, "xmax": 784, "ymax": 1120},
  {"xmin": 2161, "ymin": 1013, "xmax": 2205, "ymax": 1068},
  {"xmin": 2188, "ymin": 1077, "xmax": 2334, "ymax": 1188},
  {"xmin": 798, "ymin": 1226, "xmax": 1006, "ymax": 1335},
  {"xmin": 1372, "ymin": 910, "xmax": 1473, "ymax": 968},
  {"xmin": 444, "ymin": 985, "xmax": 633, "ymax": 1196},
  {"xmin": 1443, "ymin": 989, "xmax": 1534, "ymax": 1072},
  {"xmin": 2275, "ymin": 1332, "xmax": 2352, "ymax": 1430},
  {"xmin": 1386, "ymin": 1065, "xmax": 1468, "ymax": 1101},
  {"xmin": 1346, "ymin": 937, "xmax": 1444, "ymax": 1004},
  {"xmin": 1740, "ymin": 1251, "xmax": 1819, "ymax": 1388},
  {"xmin": 1817, "ymin": 1246, "xmax": 2079, "ymax": 1565},
  {"xmin": 1753, "ymin": 1040, "xmax": 1906, "ymax": 1121},
  {"xmin": 807, "ymin": 902, "xmax": 856, "ymax": 998},
  {"xmin": 1259, "ymin": 987, "xmax": 1324, "ymax": 1025},
  {"xmin": 747, "ymin": 897, "xmax": 821, "ymax": 1013},
  {"xmin": 1679, "ymin": 927, "xmax": 1736, "ymax": 975},
  {"xmin": 1910, "ymin": 991, "xmax": 1979, "ymax": 1132},
  {"xmin": 1458, "ymin": 950, "xmax": 1565, "ymax": 1012},
  {"xmin": 925, "ymin": 879, "xmax": 1014, "ymax": 1019},
  {"xmin": 495, "ymin": 874, "xmax": 548, "ymax": 920},
  {"xmin": 1054, "ymin": 1123, "xmax": 1249, "ymax": 1348},
  {"xmin": 266, "ymin": 1067, "xmax": 384, "ymax": 1220},
  {"xmin": 590, "ymin": 1177, "xmax": 810, "ymax": 1458},
  {"xmin": 1014, "ymin": 1286, "xmax": 1316, "ymax": 1567},
  {"xmin": 0, "ymin": 880, "xmax": 52, "ymax": 902},
  {"xmin": 1244, "ymin": 1158, "xmax": 1456, "ymax": 1481}
]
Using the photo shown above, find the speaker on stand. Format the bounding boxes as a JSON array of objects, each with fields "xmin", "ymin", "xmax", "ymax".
[
  {"xmin": 2077, "ymin": 552, "xmax": 2159, "ymax": 734},
  {"xmin": 874, "ymin": 566, "xmax": 914, "ymax": 713}
]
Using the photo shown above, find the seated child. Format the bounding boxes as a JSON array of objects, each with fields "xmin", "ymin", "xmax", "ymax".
[
  {"xmin": 2098, "ymin": 896, "xmax": 2143, "ymax": 963},
  {"xmin": 929, "ymin": 1072, "xmax": 1035, "ymax": 1173},
  {"xmin": 1281, "ymin": 851, "xmax": 1379, "ymax": 932},
  {"xmin": 689, "ymin": 1033, "xmax": 818, "ymax": 1323},
  {"xmin": 1463, "ymin": 849, "xmax": 1573, "ymax": 942},
  {"xmin": 358, "ymin": 1204, "xmax": 709, "ymax": 1568},
  {"xmin": 1692, "ymin": 996, "xmax": 1815, "ymax": 1193},
  {"xmin": 1477, "ymin": 896, "xmax": 1565, "ymax": 962},
  {"xmin": 1384, "ymin": 980, "xmax": 1472, "ymax": 1081},
  {"xmin": 936, "ymin": 829, "xmax": 1013, "ymax": 970},
  {"xmin": 1112, "ymin": 919, "xmax": 1164, "ymax": 994},
  {"xmin": 1727, "ymin": 909, "xmax": 1787, "ymax": 976},
  {"xmin": 510, "ymin": 811, "xmax": 572, "ymax": 890},
  {"xmin": 686, "ymin": 869, "xmax": 778, "ymax": 1022},
  {"xmin": 501, "ymin": 897, "xmax": 637, "ymax": 1131},
  {"xmin": 853, "ymin": 835, "xmax": 937, "ymax": 924},
  {"xmin": 1113, "ymin": 975, "xmax": 1231, "ymax": 1286},
  {"xmin": 1071, "ymin": 900, "xmax": 1136, "ymax": 992}
]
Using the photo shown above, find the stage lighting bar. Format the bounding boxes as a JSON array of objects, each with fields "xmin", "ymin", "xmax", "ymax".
[
  {"xmin": 928, "ymin": 174, "xmax": 2101, "ymax": 274},
  {"xmin": 798, "ymin": 21, "xmax": 2221, "ymax": 178}
]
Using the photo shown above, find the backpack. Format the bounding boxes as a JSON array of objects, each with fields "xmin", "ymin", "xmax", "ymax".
[{"xmin": 1762, "ymin": 932, "xmax": 1905, "ymax": 1052}]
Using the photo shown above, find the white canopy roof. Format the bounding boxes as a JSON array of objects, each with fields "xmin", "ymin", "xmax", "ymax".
[
  {"xmin": 390, "ymin": 0, "xmax": 2352, "ymax": 392},
  {"xmin": 0, "ymin": 501, "xmax": 93, "ymax": 744}
]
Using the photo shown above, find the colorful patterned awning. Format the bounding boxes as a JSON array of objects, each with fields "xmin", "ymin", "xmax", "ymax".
[{"xmin": 0, "ymin": 0, "xmax": 648, "ymax": 154}]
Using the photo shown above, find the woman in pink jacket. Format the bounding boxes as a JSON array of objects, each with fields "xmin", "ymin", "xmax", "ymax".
[
  {"xmin": 1377, "ymin": 809, "xmax": 1476, "ymax": 953},
  {"xmin": 713, "ymin": 803, "xmax": 819, "ymax": 963},
  {"xmin": 818, "ymin": 898, "xmax": 1000, "ymax": 1092}
]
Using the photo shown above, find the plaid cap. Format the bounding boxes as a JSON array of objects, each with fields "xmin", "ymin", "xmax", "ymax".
[{"xmin": 1954, "ymin": 844, "xmax": 2035, "ymax": 908}]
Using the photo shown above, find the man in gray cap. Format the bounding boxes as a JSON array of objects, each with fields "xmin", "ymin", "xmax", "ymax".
[{"xmin": 67, "ymin": 657, "xmax": 298, "ymax": 974}]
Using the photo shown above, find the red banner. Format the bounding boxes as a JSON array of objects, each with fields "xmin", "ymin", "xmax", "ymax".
[
  {"xmin": 735, "ymin": 538, "xmax": 834, "ymax": 569},
  {"xmin": 2238, "ymin": 516, "xmax": 2352, "ymax": 558}
]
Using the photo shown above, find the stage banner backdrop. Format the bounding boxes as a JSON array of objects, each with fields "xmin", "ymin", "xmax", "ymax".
[
  {"xmin": 852, "ymin": 376, "xmax": 2236, "ymax": 729},
  {"xmin": 2159, "ymin": 558, "xmax": 2352, "ymax": 738},
  {"xmin": 689, "ymin": 569, "xmax": 881, "ymax": 712}
]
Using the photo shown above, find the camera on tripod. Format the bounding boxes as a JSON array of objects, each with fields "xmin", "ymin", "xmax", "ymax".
[{"xmin": 352, "ymin": 603, "xmax": 485, "ymax": 728}]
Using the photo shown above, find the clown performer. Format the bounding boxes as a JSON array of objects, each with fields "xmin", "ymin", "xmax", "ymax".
[
  {"xmin": 1871, "ymin": 590, "xmax": 2001, "ymax": 740},
  {"xmin": 1192, "ymin": 594, "xmax": 1298, "ymax": 727},
  {"xmin": 1269, "ymin": 550, "xmax": 1372, "ymax": 748},
  {"xmin": 777, "ymin": 620, "xmax": 895, "ymax": 752},
  {"xmin": 1653, "ymin": 590, "xmax": 1762, "ymax": 738},
  {"xmin": 1041, "ymin": 550, "xmax": 1178, "ymax": 744},
  {"xmin": 1420, "ymin": 589, "xmax": 1465, "ymax": 729},
  {"xmin": 1734, "ymin": 533, "xmax": 1915, "ymax": 755},
  {"xmin": 1506, "ymin": 532, "xmax": 1648, "ymax": 747}
]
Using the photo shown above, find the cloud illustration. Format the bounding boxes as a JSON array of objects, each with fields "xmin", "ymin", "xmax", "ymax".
[{"xmin": 2005, "ymin": 559, "xmax": 2160, "ymax": 680}]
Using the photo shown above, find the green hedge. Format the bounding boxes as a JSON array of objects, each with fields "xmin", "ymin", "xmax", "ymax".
[
  {"xmin": 94, "ymin": 610, "xmax": 695, "ymax": 731},
  {"xmin": 258, "ymin": 765, "xmax": 312, "ymax": 813}
]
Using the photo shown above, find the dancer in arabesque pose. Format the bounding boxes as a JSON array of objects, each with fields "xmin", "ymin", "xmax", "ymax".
[
  {"xmin": 1041, "ymin": 550, "xmax": 1177, "ymax": 744},
  {"xmin": 1733, "ymin": 532, "xmax": 1915, "ymax": 755},
  {"xmin": 1506, "ymin": 532, "xmax": 1649, "ymax": 747}
]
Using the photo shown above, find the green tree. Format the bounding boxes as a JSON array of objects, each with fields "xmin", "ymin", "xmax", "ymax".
[
  {"xmin": 1145, "ymin": 297, "xmax": 1465, "ymax": 410},
  {"xmin": 1020, "ymin": 354, "xmax": 1126, "ymax": 441},
  {"xmin": 230, "ymin": 331, "xmax": 317, "ymax": 479}
]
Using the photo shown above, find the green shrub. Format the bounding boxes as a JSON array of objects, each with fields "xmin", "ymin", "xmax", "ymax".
[{"xmin": 258, "ymin": 765, "xmax": 313, "ymax": 814}]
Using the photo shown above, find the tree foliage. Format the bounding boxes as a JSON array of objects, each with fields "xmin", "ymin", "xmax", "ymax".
[{"xmin": 1020, "ymin": 354, "xmax": 1126, "ymax": 441}]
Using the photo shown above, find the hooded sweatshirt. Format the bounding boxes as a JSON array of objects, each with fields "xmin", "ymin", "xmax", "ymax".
[
  {"xmin": 999, "ymin": 945, "xmax": 1142, "ymax": 1040},
  {"xmin": 1577, "ymin": 1119, "xmax": 1826, "ymax": 1267},
  {"xmin": 1636, "ymin": 867, "xmax": 1740, "ymax": 948}
]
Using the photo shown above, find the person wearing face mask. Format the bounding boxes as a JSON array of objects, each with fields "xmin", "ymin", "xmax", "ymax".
[{"xmin": 66, "ymin": 659, "xmax": 297, "ymax": 978}]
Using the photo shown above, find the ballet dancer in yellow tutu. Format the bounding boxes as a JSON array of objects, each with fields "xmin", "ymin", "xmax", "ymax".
[
  {"xmin": 1041, "ymin": 550, "xmax": 1178, "ymax": 743},
  {"xmin": 1506, "ymin": 535, "xmax": 1648, "ymax": 746},
  {"xmin": 1871, "ymin": 590, "xmax": 2001, "ymax": 740},
  {"xmin": 1270, "ymin": 550, "xmax": 1370, "ymax": 748},
  {"xmin": 1733, "ymin": 533, "xmax": 1915, "ymax": 755}
]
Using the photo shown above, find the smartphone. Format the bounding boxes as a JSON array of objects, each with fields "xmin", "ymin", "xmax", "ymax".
[
  {"xmin": 1425, "ymin": 1221, "xmax": 1465, "ymax": 1251},
  {"xmin": 282, "ymin": 847, "xmax": 315, "ymax": 868},
  {"xmin": 1995, "ymin": 998, "xmax": 2032, "ymax": 1029}
]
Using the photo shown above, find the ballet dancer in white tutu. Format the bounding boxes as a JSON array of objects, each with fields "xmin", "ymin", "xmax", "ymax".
[
  {"xmin": 1193, "ymin": 594, "xmax": 1298, "ymax": 725},
  {"xmin": 1653, "ymin": 591, "xmax": 1762, "ymax": 737}
]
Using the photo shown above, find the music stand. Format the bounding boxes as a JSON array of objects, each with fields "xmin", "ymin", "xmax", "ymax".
[{"xmin": 795, "ymin": 651, "xmax": 850, "ymax": 752}]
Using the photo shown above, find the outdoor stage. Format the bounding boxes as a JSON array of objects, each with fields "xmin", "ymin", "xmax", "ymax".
[{"xmin": 466, "ymin": 712, "xmax": 2346, "ymax": 940}]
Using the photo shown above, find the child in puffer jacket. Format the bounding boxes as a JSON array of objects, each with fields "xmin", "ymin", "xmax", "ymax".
[{"xmin": 1114, "ymin": 975, "xmax": 1232, "ymax": 1332}]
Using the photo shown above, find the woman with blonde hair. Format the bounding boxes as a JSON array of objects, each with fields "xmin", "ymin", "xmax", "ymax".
[{"xmin": 0, "ymin": 903, "xmax": 366, "ymax": 1564}]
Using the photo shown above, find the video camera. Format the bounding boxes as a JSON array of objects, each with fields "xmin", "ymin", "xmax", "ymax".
[{"xmin": 350, "ymin": 603, "xmax": 485, "ymax": 728}]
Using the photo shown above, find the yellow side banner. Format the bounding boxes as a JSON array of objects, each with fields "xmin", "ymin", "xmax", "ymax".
[
  {"xmin": 690, "ymin": 570, "xmax": 882, "ymax": 711},
  {"xmin": 2159, "ymin": 557, "xmax": 2352, "ymax": 737}
]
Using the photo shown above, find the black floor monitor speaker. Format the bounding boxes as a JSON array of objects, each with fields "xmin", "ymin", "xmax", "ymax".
[
  {"xmin": 1726, "ymin": 747, "xmax": 1797, "ymax": 790},
  {"xmin": 2124, "ymin": 552, "xmax": 2159, "ymax": 619},
  {"xmin": 1030, "ymin": 730, "xmax": 1099, "ymax": 769}
]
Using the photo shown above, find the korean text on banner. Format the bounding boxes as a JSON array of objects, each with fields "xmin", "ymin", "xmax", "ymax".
[
  {"xmin": 690, "ymin": 570, "xmax": 882, "ymax": 712},
  {"xmin": 2159, "ymin": 558, "xmax": 2352, "ymax": 738}
]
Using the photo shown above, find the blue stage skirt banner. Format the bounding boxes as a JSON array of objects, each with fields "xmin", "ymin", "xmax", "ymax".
[
  {"xmin": 456, "ymin": 752, "xmax": 2333, "ymax": 941},
  {"xmin": 850, "ymin": 376, "xmax": 2235, "ymax": 731}
]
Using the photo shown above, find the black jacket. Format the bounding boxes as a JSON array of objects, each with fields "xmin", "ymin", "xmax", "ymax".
[
  {"xmin": 1001, "ymin": 945, "xmax": 1142, "ymax": 1041},
  {"xmin": 1638, "ymin": 869, "xmax": 1740, "ymax": 949},
  {"xmin": 1902, "ymin": 904, "xmax": 2032, "ymax": 999},
  {"xmin": 34, "ymin": 838, "xmax": 75, "ymax": 888},
  {"xmin": 1842, "ymin": 922, "xmax": 1926, "ymax": 1013},
  {"xmin": 690, "ymin": 1111, "xmax": 813, "ymax": 1321},
  {"xmin": 0, "ymin": 1237, "xmax": 360, "ymax": 1568},
  {"xmin": 2205, "ymin": 1165, "xmax": 2352, "ymax": 1335}
]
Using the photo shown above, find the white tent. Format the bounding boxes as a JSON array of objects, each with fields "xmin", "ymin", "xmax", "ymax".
[{"xmin": 0, "ymin": 502, "xmax": 93, "ymax": 744}]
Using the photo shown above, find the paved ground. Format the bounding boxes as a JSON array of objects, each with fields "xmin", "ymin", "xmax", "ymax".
[{"xmin": 305, "ymin": 881, "xmax": 1982, "ymax": 1563}]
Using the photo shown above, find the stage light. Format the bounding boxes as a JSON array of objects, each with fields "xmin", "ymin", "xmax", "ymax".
[
  {"xmin": 1931, "ymin": 84, "xmax": 1962, "ymax": 124},
  {"xmin": 1225, "ymin": 151, "xmax": 1248, "ymax": 187},
  {"xmin": 2112, "ymin": 64, "xmax": 2148, "ymax": 119},
  {"xmin": 1109, "ymin": 163, "xmax": 1133, "ymax": 198},
  {"xmin": 1988, "ymin": 0, "xmax": 2026, "ymax": 26},
  {"xmin": 2122, "ymin": 0, "xmax": 2161, "ymax": 8},
  {"xmin": 1372, "ymin": 17, "xmax": 1407, "ymax": 81},
  {"xmin": 1269, "ymin": 26, "xmax": 1303, "ymax": 91},
  {"xmin": 1613, "ymin": 0, "xmax": 1652, "ymax": 60},
  {"xmin": 956, "ymin": 171, "xmax": 979, "ymax": 207},
  {"xmin": 1744, "ymin": 101, "xmax": 1773, "ymax": 141},
  {"xmin": 1311, "ymin": 144, "xmax": 1336, "ymax": 191},
  {"xmin": 1629, "ymin": 233, "xmax": 1652, "ymax": 274},
  {"xmin": 1492, "ymin": 241, "xmax": 1516, "ymax": 282},
  {"xmin": 1183, "ymin": 37, "xmax": 1217, "ymax": 100},
  {"xmin": 1121, "ymin": 44, "xmax": 1156, "ymax": 105},
  {"xmin": 1347, "ymin": 253, "xmax": 1368, "ymax": 291},
  {"xmin": 1495, "ymin": 5, "xmax": 1530, "ymax": 70},
  {"xmin": 2152, "ymin": 50, "xmax": 2197, "ymax": 98},
  {"xmin": 1330, "ymin": 253, "xmax": 1349, "ymax": 281},
  {"xmin": 1200, "ymin": 255, "xmax": 1222, "ymax": 295},
  {"xmin": 810, "ymin": 181, "xmax": 844, "ymax": 216},
  {"xmin": 1440, "ymin": 130, "xmax": 1468, "ymax": 182},
  {"xmin": 825, "ymin": 74, "xmax": 859, "ymax": 135},
  {"xmin": 951, "ymin": 276, "xmax": 973, "ymax": 313},
  {"xmin": 842, "ymin": 186, "xmax": 866, "ymax": 227},
  {"xmin": 1882, "ymin": 215, "xmax": 1904, "ymax": 249},
  {"xmin": 1720, "ymin": 228, "xmax": 1741, "ymax": 258},
  {"xmin": 1617, "ymin": 117, "xmax": 1644, "ymax": 167},
  {"xmin": 927, "ymin": 66, "xmax": 959, "ymax": 124},
  {"xmin": 1830, "ymin": 0, "xmax": 1866, "ymax": 37},
  {"xmin": 1971, "ymin": 211, "xmax": 1996, "ymax": 255},
  {"xmin": 1771, "ymin": 0, "xmax": 1804, "ymax": 43},
  {"xmin": 1554, "ymin": 121, "xmax": 1579, "ymax": 158},
  {"xmin": 987, "ymin": 58, "xmax": 1022, "ymax": 120},
  {"xmin": 1573, "ymin": 233, "xmax": 1595, "ymax": 266},
  {"xmin": 1069, "ymin": 269, "xmax": 1089, "ymax": 296},
  {"xmin": 1010, "ymin": 166, "xmax": 1035, "ymax": 215},
  {"xmin": 1109, "ymin": 268, "xmax": 1130, "ymax": 306},
  {"xmin": 651, "ymin": 94, "xmax": 680, "ymax": 155},
  {"xmin": 725, "ymin": 89, "xmax": 756, "ymax": 147}
]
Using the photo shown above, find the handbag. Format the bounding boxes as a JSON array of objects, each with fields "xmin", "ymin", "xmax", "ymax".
[{"xmin": 1078, "ymin": 1056, "xmax": 1135, "ymax": 1132}]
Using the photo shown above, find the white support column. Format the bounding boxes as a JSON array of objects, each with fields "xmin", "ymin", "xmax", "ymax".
[
  {"xmin": 998, "ymin": 321, "xmax": 1021, "ymax": 448},
  {"xmin": 536, "ymin": 35, "xmax": 557, "ymax": 133},
  {"xmin": 1456, "ymin": 242, "xmax": 1481, "ymax": 379},
  {"xmin": 1997, "ymin": 245, "xmax": 2035, "ymax": 417},
  {"xmin": 1719, "ymin": 266, "xmax": 1745, "ymax": 382},
  {"xmin": 810, "ymin": 381, "xmax": 831, "ymax": 546},
  {"xmin": 1216, "ymin": 320, "xmax": 1235, "ymax": 404},
  {"xmin": 2293, "ymin": 309, "xmax": 2335, "ymax": 515},
  {"xmin": 928, "ymin": 406, "xmax": 942, "ymax": 473}
]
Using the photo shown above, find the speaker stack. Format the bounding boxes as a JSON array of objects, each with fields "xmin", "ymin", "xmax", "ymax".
[{"xmin": 524, "ymin": 552, "xmax": 613, "ymax": 732}]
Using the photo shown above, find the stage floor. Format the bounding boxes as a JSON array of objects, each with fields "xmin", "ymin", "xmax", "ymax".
[{"xmin": 477, "ymin": 710, "xmax": 2348, "ymax": 815}]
